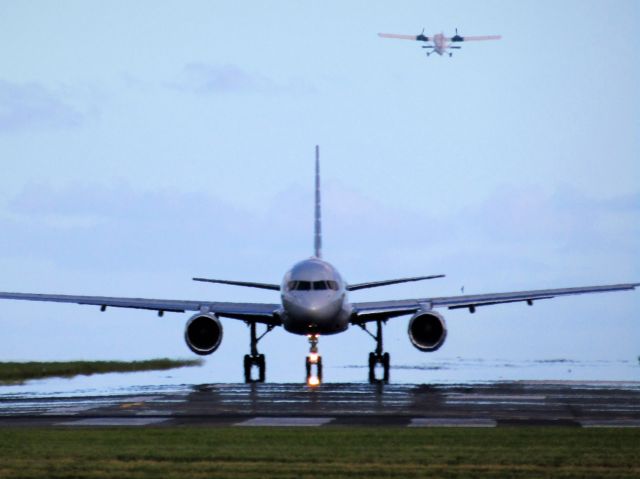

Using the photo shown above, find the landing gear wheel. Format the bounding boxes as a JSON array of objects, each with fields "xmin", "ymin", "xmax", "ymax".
[
  {"xmin": 382, "ymin": 352, "xmax": 390, "ymax": 383},
  {"xmin": 317, "ymin": 356, "xmax": 323, "ymax": 383},
  {"xmin": 258, "ymin": 354, "xmax": 266, "ymax": 383},
  {"xmin": 305, "ymin": 334, "xmax": 322, "ymax": 386},
  {"xmin": 363, "ymin": 320, "xmax": 390, "ymax": 384},
  {"xmin": 305, "ymin": 355, "xmax": 322, "ymax": 386},
  {"xmin": 368, "ymin": 352, "xmax": 377, "ymax": 383},
  {"xmin": 243, "ymin": 354, "xmax": 252, "ymax": 383},
  {"xmin": 243, "ymin": 322, "xmax": 274, "ymax": 383},
  {"xmin": 244, "ymin": 354, "xmax": 266, "ymax": 383},
  {"xmin": 368, "ymin": 353, "xmax": 389, "ymax": 384}
]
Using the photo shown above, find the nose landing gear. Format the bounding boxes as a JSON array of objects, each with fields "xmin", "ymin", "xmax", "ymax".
[
  {"xmin": 243, "ymin": 321, "xmax": 275, "ymax": 383},
  {"xmin": 306, "ymin": 334, "xmax": 323, "ymax": 386},
  {"xmin": 359, "ymin": 320, "xmax": 390, "ymax": 383}
]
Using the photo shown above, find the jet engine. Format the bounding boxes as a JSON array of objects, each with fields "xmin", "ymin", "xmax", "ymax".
[
  {"xmin": 408, "ymin": 311, "xmax": 447, "ymax": 352},
  {"xmin": 184, "ymin": 313, "xmax": 223, "ymax": 355}
]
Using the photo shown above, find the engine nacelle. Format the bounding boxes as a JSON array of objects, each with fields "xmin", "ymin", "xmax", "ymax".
[
  {"xmin": 184, "ymin": 313, "xmax": 223, "ymax": 355},
  {"xmin": 408, "ymin": 311, "xmax": 447, "ymax": 352}
]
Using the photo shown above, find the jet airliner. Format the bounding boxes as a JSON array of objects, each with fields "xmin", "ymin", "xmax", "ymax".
[{"xmin": 0, "ymin": 146, "xmax": 637, "ymax": 385}]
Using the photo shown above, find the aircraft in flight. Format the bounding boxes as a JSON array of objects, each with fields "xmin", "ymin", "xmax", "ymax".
[
  {"xmin": 0, "ymin": 146, "xmax": 637, "ymax": 386},
  {"xmin": 378, "ymin": 28, "xmax": 501, "ymax": 57}
]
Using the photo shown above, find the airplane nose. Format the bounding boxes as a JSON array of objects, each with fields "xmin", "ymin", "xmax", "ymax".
[{"xmin": 287, "ymin": 294, "xmax": 342, "ymax": 322}]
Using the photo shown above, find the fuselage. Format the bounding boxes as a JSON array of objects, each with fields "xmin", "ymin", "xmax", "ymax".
[
  {"xmin": 433, "ymin": 32, "xmax": 447, "ymax": 55},
  {"xmin": 280, "ymin": 258, "xmax": 351, "ymax": 335}
]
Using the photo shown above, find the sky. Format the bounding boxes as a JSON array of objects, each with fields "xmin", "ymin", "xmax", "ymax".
[{"xmin": 0, "ymin": 0, "xmax": 638, "ymax": 383}]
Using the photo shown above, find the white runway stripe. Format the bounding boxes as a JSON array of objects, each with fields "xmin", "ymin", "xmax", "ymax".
[
  {"xmin": 410, "ymin": 418, "xmax": 497, "ymax": 428},
  {"xmin": 580, "ymin": 420, "xmax": 640, "ymax": 428},
  {"xmin": 237, "ymin": 417, "xmax": 334, "ymax": 427},
  {"xmin": 57, "ymin": 417, "xmax": 169, "ymax": 426}
]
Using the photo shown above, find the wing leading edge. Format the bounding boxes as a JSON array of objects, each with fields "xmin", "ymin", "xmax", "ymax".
[
  {"xmin": 351, "ymin": 282, "xmax": 640, "ymax": 323},
  {"xmin": 0, "ymin": 291, "xmax": 281, "ymax": 325}
]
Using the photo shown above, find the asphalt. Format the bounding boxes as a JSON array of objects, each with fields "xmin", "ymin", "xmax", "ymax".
[{"xmin": 1, "ymin": 381, "xmax": 640, "ymax": 428}]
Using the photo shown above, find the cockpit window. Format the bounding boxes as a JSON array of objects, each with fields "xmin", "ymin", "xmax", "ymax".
[
  {"xmin": 313, "ymin": 281, "xmax": 328, "ymax": 290},
  {"xmin": 287, "ymin": 280, "xmax": 338, "ymax": 291},
  {"xmin": 287, "ymin": 281, "xmax": 312, "ymax": 291}
]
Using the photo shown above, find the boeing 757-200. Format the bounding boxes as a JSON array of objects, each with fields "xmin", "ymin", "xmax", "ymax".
[{"xmin": 0, "ymin": 146, "xmax": 637, "ymax": 385}]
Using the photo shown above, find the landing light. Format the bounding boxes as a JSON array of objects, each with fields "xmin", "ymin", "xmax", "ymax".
[
  {"xmin": 307, "ymin": 375, "xmax": 321, "ymax": 387},
  {"xmin": 309, "ymin": 353, "xmax": 319, "ymax": 364}
]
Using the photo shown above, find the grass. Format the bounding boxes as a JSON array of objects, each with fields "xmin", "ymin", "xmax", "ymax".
[
  {"xmin": 0, "ymin": 427, "xmax": 638, "ymax": 478},
  {"xmin": 0, "ymin": 358, "xmax": 202, "ymax": 384}
]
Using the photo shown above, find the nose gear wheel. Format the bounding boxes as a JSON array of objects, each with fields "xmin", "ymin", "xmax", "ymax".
[{"xmin": 306, "ymin": 334, "xmax": 322, "ymax": 386}]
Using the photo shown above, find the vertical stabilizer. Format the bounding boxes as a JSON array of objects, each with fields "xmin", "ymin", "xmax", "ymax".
[{"xmin": 314, "ymin": 145, "xmax": 322, "ymax": 258}]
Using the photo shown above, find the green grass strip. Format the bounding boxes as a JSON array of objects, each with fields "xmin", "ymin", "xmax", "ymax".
[
  {"xmin": 0, "ymin": 427, "xmax": 638, "ymax": 478},
  {"xmin": 0, "ymin": 358, "xmax": 202, "ymax": 384}
]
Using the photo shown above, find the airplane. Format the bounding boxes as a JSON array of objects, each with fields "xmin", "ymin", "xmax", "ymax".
[
  {"xmin": 0, "ymin": 146, "xmax": 638, "ymax": 386},
  {"xmin": 378, "ymin": 28, "xmax": 501, "ymax": 57}
]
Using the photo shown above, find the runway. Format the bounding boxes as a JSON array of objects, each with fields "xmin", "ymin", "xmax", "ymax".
[{"xmin": 1, "ymin": 381, "xmax": 640, "ymax": 427}]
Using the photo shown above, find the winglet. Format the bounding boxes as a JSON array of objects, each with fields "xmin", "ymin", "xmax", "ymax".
[{"xmin": 314, "ymin": 145, "xmax": 322, "ymax": 258}]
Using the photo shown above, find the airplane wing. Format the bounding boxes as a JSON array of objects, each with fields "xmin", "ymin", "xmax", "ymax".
[
  {"xmin": 378, "ymin": 33, "xmax": 430, "ymax": 42},
  {"xmin": 0, "ymin": 291, "xmax": 282, "ymax": 325},
  {"xmin": 347, "ymin": 275, "xmax": 445, "ymax": 291},
  {"xmin": 351, "ymin": 283, "xmax": 639, "ymax": 323},
  {"xmin": 449, "ymin": 34, "xmax": 501, "ymax": 42},
  {"xmin": 192, "ymin": 277, "xmax": 280, "ymax": 291}
]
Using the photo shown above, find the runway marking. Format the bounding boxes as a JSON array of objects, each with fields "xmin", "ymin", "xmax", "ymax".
[
  {"xmin": 580, "ymin": 420, "xmax": 640, "ymax": 428},
  {"xmin": 57, "ymin": 417, "xmax": 169, "ymax": 426},
  {"xmin": 409, "ymin": 418, "xmax": 497, "ymax": 428},
  {"xmin": 445, "ymin": 394, "xmax": 547, "ymax": 401},
  {"xmin": 236, "ymin": 417, "xmax": 334, "ymax": 427},
  {"xmin": 135, "ymin": 410, "xmax": 172, "ymax": 416},
  {"xmin": 120, "ymin": 396, "xmax": 162, "ymax": 403},
  {"xmin": 446, "ymin": 400, "xmax": 547, "ymax": 406},
  {"xmin": 45, "ymin": 405, "xmax": 99, "ymax": 416}
]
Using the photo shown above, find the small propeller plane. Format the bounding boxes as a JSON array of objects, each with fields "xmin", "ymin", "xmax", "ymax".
[{"xmin": 378, "ymin": 28, "xmax": 501, "ymax": 57}]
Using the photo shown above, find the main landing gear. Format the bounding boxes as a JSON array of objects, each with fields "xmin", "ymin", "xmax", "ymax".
[
  {"xmin": 305, "ymin": 334, "xmax": 323, "ymax": 387},
  {"xmin": 359, "ymin": 320, "xmax": 390, "ymax": 383},
  {"xmin": 244, "ymin": 322, "xmax": 275, "ymax": 383}
]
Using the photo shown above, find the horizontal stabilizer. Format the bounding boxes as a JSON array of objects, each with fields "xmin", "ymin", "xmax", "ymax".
[
  {"xmin": 192, "ymin": 278, "xmax": 280, "ymax": 291},
  {"xmin": 347, "ymin": 275, "xmax": 445, "ymax": 291}
]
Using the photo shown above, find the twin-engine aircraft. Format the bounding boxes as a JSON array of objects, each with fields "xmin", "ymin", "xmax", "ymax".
[
  {"xmin": 378, "ymin": 28, "xmax": 501, "ymax": 57},
  {"xmin": 0, "ymin": 146, "xmax": 637, "ymax": 386}
]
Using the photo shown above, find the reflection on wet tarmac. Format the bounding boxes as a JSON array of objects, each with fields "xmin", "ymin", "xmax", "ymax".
[{"xmin": 1, "ymin": 381, "xmax": 640, "ymax": 428}]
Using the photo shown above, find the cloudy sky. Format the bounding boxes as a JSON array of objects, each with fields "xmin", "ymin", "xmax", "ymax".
[{"xmin": 0, "ymin": 0, "xmax": 638, "ymax": 382}]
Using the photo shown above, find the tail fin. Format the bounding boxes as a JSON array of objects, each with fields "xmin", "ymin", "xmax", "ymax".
[{"xmin": 314, "ymin": 145, "xmax": 322, "ymax": 258}]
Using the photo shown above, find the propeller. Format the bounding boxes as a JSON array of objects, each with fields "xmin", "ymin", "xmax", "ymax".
[
  {"xmin": 417, "ymin": 27, "xmax": 428, "ymax": 42},
  {"xmin": 451, "ymin": 27, "xmax": 464, "ymax": 42}
]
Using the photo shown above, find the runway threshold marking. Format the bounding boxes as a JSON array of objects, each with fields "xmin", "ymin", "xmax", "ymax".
[
  {"xmin": 57, "ymin": 417, "xmax": 169, "ymax": 427},
  {"xmin": 409, "ymin": 418, "xmax": 497, "ymax": 428},
  {"xmin": 236, "ymin": 417, "xmax": 334, "ymax": 427}
]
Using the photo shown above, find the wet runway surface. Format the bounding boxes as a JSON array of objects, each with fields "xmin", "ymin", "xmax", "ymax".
[{"xmin": 1, "ymin": 381, "xmax": 640, "ymax": 428}]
